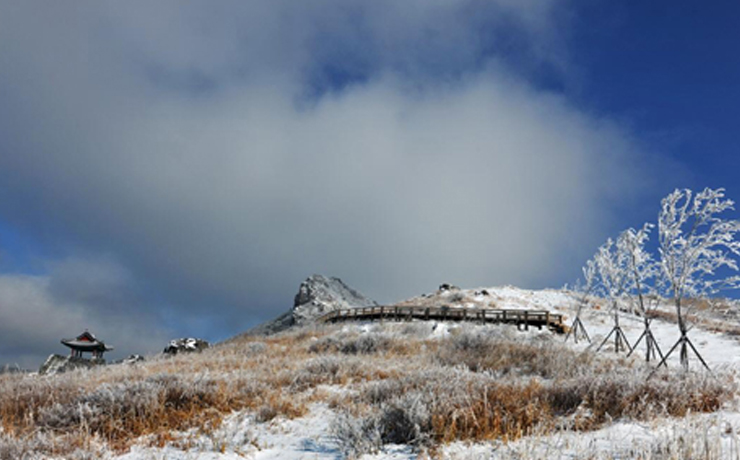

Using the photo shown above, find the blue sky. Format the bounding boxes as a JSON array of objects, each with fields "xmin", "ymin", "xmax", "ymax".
[
  {"xmin": 571, "ymin": 1, "xmax": 740, "ymax": 185},
  {"xmin": 0, "ymin": 1, "xmax": 738, "ymax": 366}
]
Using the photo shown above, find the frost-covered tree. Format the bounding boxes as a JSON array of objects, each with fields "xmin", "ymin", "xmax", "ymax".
[
  {"xmin": 565, "ymin": 258, "xmax": 597, "ymax": 344},
  {"xmin": 594, "ymin": 238, "xmax": 632, "ymax": 354},
  {"xmin": 657, "ymin": 187, "xmax": 740, "ymax": 371},
  {"xmin": 618, "ymin": 224, "xmax": 664, "ymax": 363}
]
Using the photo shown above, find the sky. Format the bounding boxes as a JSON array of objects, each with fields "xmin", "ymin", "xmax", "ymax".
[{"xmin": 0, "ymin": 1, "xmax": 739, "ymax": 367}]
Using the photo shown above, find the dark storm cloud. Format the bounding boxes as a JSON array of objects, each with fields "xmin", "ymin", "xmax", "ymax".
[{"xmin": 0, "ymin": 1, "xmax": 650, "ymax": 363}]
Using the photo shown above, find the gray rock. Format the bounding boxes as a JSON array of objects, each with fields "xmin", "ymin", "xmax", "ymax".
[
  {"xmin": 439, "ymin": 283, "xmax": 460, "ymax": 292},
  {"xmin": 113, "ymin": 354, "xmax": 145, "ymax": 365},
  {"xmin": 245, "ymin": 311, "xmax": 294, "ymax": 336},
  {"xmin": 38, "ymin": 354, "xmax": 101, "ymax": 375},
  {"xmin": 163, "ymin": 338, "xmax": 209, "ymax": 355},
  {"xmin": 292, "ymin": 274, "xmax": 378, "ymax": 325},
  {"xmin": 243, "ymin": 274, "xmax": 377, "ymax": 336}
]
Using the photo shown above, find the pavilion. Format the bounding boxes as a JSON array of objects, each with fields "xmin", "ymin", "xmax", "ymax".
[{"xmin": 61, "ymin": 330, "xmax": 113, "ymax": 360}]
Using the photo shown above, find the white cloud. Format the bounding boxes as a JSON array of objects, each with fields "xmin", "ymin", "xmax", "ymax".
[
  {"xmin": 0, "ymin": 258, "xmax": 171, "ymax": 369},
  {"xmin": 0, "ymin": 1, "xmax": 651, "ymax": 345}
]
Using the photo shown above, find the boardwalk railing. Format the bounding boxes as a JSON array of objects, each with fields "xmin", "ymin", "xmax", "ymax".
[{"xmin": 317, "ymin": 305, "xmax": 566, "ymax": 333}]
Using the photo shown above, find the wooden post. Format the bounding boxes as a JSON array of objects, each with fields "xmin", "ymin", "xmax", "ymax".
[
  {"xmin": 524, "ymin": 310, "xmax": 529, "ymax": 331},
  {"xmin": 545, "ymin": 312, "xmax": 551, "ymax": 330}
]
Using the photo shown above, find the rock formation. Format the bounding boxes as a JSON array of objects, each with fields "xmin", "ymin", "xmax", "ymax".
[
  {"xmin": 246, "ymin": 274, "xmax": 377, "ymax": 335},
  {"xmin": 163, "ymin": 338, "xmax": 210, "ymax": 355},
  {"xmin": 114, "ymin": 354, "xmax": 145, "ymax": 365},
  {"xmin": 292, "ymin": 274, "xmax": 378, "ymax": 325},
  {"xmin": 38, "ymin": 354, "xmax": 101, "ymax": 375}
]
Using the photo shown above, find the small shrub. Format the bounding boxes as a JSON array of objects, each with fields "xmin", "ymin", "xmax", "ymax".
[
  {"xmin": 308, "ymin": 333, "xmax": 394, "ymax": 355},
  {"xmin": 308, "ymin": 336, "xmax": 342, "ymax": 354},
  {"xmin": 438, "ymin": 327, "xmax": 594, "ymax": 379},
  {"xmin": 378, "ymin": 392, "xmax": 431, "ymax": 446},
  {"xmin": 340, "ymin": 335, "xmax": 392, "ymax": 355},
  {"xmin": 0, "ymin": 434, "xmax": 26, "ymax": 460},
  {"xmin": 398, "ymin": 323, "xmax": 434, "ymax": 337},
  {"xmin": 331, "ymin": 410, "xmax": 382, "ymax": 459},
  {"xmin": 245, "ymin": 342, "xmax": 267, "ymax": 356},
  {"xmin": 291, "ymin": 356, "xmax": 364, "ymax": 391},
  {"xmin": 255, "ymin": 404, "xmax": 278, "ymax": 423},
  {"xmin": 362, "ymin": 379, "xmax": 409, "ymax": 405}
]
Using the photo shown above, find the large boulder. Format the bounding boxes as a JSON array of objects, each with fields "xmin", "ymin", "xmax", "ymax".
[
  {"xmin": 38, "ymin": 354, "xmax": 100, "ymax": 375},
  {"xmin": 292, "ymin": 274, "xmax": 378, "ymax": 325}
]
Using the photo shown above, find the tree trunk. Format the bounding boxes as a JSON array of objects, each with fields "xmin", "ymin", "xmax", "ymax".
[
  {"xmin": 676, "ymin": 296, "xmax": 689, "ymax": 371},
  {"xmin": 644, "ymin": 317, "xmax": 653, "ymax": 362},
  {"xmin": 614, "ymin": 300, "xmax": 620, "ymax": 352}
]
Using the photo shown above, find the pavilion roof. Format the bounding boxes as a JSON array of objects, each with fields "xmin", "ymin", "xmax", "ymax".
[{"xmin": 61, "ymin": 331, "xmax": 113, "ymax": 352}]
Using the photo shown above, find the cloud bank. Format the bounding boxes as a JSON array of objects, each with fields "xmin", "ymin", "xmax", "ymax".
[
  {"xmin": 0, "ymin": 258, "xmax": 170, "ymax": 368},
  {"xmin": 0, "ymin": 1, "xmax": 649, "ymax": 363}
]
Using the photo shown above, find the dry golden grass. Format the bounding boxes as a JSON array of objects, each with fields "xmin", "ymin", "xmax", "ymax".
[
  {"xmin": 0, "ymin": 321, "xmax": 735, "ymax": 458},
  {"xmin": 328, "ymin": 324, "xmax": 735, "ymax": 457}
]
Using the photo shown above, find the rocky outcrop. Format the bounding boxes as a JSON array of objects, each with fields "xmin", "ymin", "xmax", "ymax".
[
  {"xmin": 163, "ymin": 338, "xmax": 209, "ymax": 355},
  {"xmin": 38, "ymin": 354, "xmax": 101, "ymax": 375},
  {"xmin": 292, "ymin": 274, "xmax": 378, "ymax": 325},
  {"xmin": 113, "ymin": 354, "xmax": 145, "ymax": 365},
  {"xmin": 245, "ymin": 274, "xmax": 377, "ymax": 335},
  {"xmin": 245, "ymin": 311, "xmax": 295, "ymax": 336},
  {"xmin": 439, "ymin": 283, "xmax": 460, "ymax": 292}
]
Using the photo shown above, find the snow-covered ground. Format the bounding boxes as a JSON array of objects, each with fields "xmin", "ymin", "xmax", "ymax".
[
  {"xmin": 441, "ymin": 411, "xmax": 740, "ymax": 459},
  {"xmin": 116, "ymin": 400, "xmax": 419, "ymax": 460},
  {"xmin": 113, "ymin": 286, "xmax": 740, "ymax": 460},
  {"xmin": 426, "ymin": 285, "xmax": 740, "ymax": 369},
  {"xmin": 115, "ymin": 406, "xmax": 740, "ymax": 460}
]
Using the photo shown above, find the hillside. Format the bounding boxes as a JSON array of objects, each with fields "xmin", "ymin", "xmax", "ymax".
[{"xmin": 2, "ymin": 286, "xmax": 740, "ymax": 459}]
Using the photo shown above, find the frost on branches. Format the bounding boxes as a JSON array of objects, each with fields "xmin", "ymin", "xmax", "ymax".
[
  {"xmin": 617, "ymin": 224, "xmax": 663, "ymax": 362},
  {"xmin": 658, "ymin": 187, "xmax": 740, "ymax": 370},
  {"xmin": 594, "ymin": 237, "xmax": 632, "ymax": 353},
  {"xmin": 566, "ymin": 259, "xmax": 598, "ymax": 343}
]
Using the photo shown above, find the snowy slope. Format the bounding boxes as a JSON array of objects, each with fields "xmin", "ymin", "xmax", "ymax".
[{"xmin": 112, "ymin": 286, "xmax": 740, "ymax": 460}]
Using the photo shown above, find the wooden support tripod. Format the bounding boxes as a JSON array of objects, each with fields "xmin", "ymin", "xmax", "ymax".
[
  {"xmin": 653, "ymin": 333, "xmax": 711, "ymax": 372},
  {"xmin": 627, "ymin": 320, "xmax": 665, "ymax": 364},
  {"xmin": 596, "ymin": 323, "xmax": 633, "ymax": 353},
  {"xmin": 564, "ymin": 316, "xmax": 591, "ymax": 344}
]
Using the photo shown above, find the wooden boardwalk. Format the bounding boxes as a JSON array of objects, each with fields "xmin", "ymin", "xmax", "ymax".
[{"xmin": 318, "ymin": 305, "xmax": 567, "ymax": 333}]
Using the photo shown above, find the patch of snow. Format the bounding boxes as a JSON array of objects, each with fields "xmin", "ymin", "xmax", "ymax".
[
  {"xmin": 114, "ymin": 404, "xmax": 340, "ymax": 460},
  {"xmin": 441, "ymin": 412, "xmax": 740, "ymax": 459}
]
